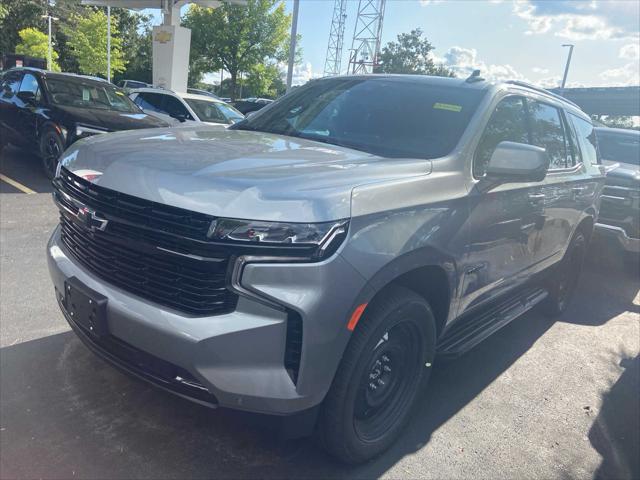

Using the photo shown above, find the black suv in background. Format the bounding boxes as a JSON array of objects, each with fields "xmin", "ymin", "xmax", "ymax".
[
  {"xmin": 594, "ymin": 127, "xmax": 640, "ymax": 253},
  {"xmin": 0, "ymin": 68, "xmax": 167, "ymax": 178}
]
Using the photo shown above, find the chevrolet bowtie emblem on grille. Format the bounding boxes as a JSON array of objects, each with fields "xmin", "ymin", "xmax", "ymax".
[{"xmin": 76, "ymin": 205, "xmax": 109, "ymax": 232}]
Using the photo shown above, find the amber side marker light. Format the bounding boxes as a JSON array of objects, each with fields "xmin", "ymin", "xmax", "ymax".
[{"xmin": 347, "ymin": 303, "xmax": 368, "ymax": 331}]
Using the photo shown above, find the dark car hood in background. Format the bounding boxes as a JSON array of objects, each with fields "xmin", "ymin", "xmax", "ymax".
[
  {"xmin": 603, "ymin": 160, "xmax": 640, "ymax": 187},
  {"xmin": 55, "ymin": 105, "xmax": 168, "ymax": 131}
]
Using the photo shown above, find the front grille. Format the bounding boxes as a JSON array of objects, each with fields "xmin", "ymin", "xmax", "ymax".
[{"xmin": 55, "ymin": 169, "xmax": 238, "ymax": 316}]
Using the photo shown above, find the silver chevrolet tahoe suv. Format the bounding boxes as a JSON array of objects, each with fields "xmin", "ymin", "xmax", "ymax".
[{"xmin": 47, "ymin": 75, "xmax": 604, "ymax": 464}]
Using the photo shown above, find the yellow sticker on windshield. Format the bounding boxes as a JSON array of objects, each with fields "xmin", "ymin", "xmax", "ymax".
[{"xmin": 433, "ymin": 102, "xmax": 462, "ymax": 112}]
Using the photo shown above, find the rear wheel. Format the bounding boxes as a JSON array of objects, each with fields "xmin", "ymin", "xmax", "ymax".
[
  {"xmin": 39, "ymin": 128, "xmax": 64, "ymax": 179},
  {"xmin": 542, "ymin": 230, "xmax": 587, "ymax": 316},
  {"xmin": 318, "ymin": 286, "xmax": 436, "ymax": 464}
]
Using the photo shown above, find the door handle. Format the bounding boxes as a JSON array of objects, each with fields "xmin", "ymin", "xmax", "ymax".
[
  {"xmin": 572, "ymin": 186, "xmax": 588, "ymax": 193},
  {"xmin": 528, "ymin": 193, "xmax": 545, "ymax": 202}
]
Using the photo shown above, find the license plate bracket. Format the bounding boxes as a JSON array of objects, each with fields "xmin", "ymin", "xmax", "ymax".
[{"xmin": 64, "ymin": 277, "xmax": 108, "ymax": 337}]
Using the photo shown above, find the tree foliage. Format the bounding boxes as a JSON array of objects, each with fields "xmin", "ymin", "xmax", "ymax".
[
  {"xmin": 113, "ymin": 10, "xmax": 153, "ymax": 83},
  {"xmin": 183, "ymin": 0, "xmax": 291, "ymax": 98},
  {"xmin": 64, "ymin": 9, "xmax": 126, "ymax": 77},
  {"xmin": 0, "ymin": 0, "xmax": 47, "ymax": 58},
  {"xmin": 15, "ymin": 27, "xmax": 61, "ymax": 71},
  {"xmin": 374, "ymin": 28, "xmax": 454, "ymax": 77}
]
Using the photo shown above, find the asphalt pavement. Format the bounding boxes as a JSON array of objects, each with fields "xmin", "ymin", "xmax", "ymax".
[{"xmin": 1, "ymin": 145, "xmax": 638, "ymax": 479}]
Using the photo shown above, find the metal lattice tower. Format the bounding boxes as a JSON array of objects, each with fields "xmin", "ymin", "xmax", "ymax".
[
  {"xmin": 323, "ymin": 0, "xmax": 348, "ymax": 76},
  {"xmin": 347, "ymin": 0, "xmax": 386, "ymax": 75}
]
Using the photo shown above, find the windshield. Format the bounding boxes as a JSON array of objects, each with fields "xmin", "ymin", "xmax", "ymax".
[
  {"xmin": 46, "ymin": 78, "xmax": 141, "ymax": 113},
  {"xmin": 597, "ymin": 131, "xmax": 640, "ymax": 166},
  {"xmin": 231, "ymin": 77, "xmax": 486, "ymax": 158},
  {"xmin": 185, "ymin": 98, "xmax": 244, "ymax": 124}
]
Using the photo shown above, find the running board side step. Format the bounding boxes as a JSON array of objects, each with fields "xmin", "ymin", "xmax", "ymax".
[{"xmin": 437, "ymin": 287, "xmax": 548, "ymax": 358}]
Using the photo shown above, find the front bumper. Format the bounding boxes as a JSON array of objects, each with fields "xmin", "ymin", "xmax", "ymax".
[
  {"xmin": 47, "ymin": 226, "xmax": 369, "ymax": 415},
  {"xmin": 594, "ymin": 222, "xmax": 640, "ymax": 253}
]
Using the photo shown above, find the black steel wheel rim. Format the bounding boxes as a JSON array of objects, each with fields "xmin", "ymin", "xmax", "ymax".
[
  {"xmin": 353, "ymin": 321, "xmax": 423, "ymax": 442},
  {"xmin": 557, "ymin": 239, "xmax": 583, "ymax": 309},
  {"xmin": 43, "ymin": 134, "xmax": 61, "ymax": 176}
]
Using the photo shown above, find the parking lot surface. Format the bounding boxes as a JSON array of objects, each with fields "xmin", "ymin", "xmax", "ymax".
[{"xmin": 1, "ymin": 147, "xmax": 639, "ymax": 479}]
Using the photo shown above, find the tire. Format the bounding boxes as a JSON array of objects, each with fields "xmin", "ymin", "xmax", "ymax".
[
  {"xmin": 318, "ymin": 286, "xmax": 437, "ymax": 464},
  {"xmin": 542, "ymin": 230, "xmax": 587, "ymax": 316},
  {"xmin": 39, "ymin": 128, "xmax": 64, "ymax": 179}
]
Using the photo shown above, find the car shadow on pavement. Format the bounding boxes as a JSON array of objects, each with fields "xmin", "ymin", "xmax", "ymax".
[
  {"xmin": 0, "ymin": 254, "xmax": 637, "ymax": 479},
  {"xmin": 588, "ymin": 354, "xmax": 640, "ymax": 480}
]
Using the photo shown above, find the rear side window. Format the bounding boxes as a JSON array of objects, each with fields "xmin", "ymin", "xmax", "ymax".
[
  {"xmin": 135, "ymin": 92, "xmax": 165, "ymax": 113},
  {"xmin": 528, "ymin": 101, "xmax": 568, "ymax": 170},
  {"xmin": 562, "ymin": 113, "xmax": 581, "ymax": 166},
  {"xmin": 570, "ymin": 114, "xmax": 599, "ymax": 166},
  {"xmin": 474, "ymin": 96, "xmax": 529, "ymax": 177}
]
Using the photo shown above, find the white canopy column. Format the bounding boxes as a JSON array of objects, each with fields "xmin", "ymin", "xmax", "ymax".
[{"xmin": 81, "ymin": 1, "xmax": 244, "ymax": 92}]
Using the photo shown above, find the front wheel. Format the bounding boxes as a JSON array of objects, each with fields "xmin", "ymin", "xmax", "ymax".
[
  {"xmin": 39, "ymin": 129, "xmax": 64, "ymax": 179},
  {"xmin": 542, "ymin": 230, "xmax": 587, "ymax": 316},
  {"xmin": 318, "ymin": 286, "xmax": 436, "ymax": 464}
]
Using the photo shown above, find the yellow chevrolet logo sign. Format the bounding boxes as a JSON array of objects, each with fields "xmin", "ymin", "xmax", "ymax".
[{"xmin": 154, "ymin": 31, "xmax": 172, "ymax": 44}]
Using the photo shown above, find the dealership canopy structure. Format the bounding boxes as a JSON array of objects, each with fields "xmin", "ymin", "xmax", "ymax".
[{"xmin": 82, "ymin": 0, "xmax": 246, "ymax": 92}]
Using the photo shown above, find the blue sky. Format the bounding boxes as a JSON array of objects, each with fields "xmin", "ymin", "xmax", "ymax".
[
  {"xmin": 153, "ymin": 0, "xmax": 639, "ymax": 87},
  {"xmin": 281, "ymin": 0, "xmax": 639, "ymax": 86}
]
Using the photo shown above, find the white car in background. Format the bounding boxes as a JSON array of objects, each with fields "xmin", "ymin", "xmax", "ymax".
[{"xmin": 129, "ymin": 88, "xmax": 244, "ymax": 126}]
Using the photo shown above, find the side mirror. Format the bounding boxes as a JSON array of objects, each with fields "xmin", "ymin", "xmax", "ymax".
[
  {"xmin": 17, "ymin": 91, "xmax": 37, "ymax": 106},
  {"xmin": 485, "ymin": 141, "xmax": 549, "ymax": 183}
]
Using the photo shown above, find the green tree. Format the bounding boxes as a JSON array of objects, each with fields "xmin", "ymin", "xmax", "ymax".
[
  {"xmin": 244, "ymin": 64, "xmax": 285, "ymax": 98},
  {"xmin": 374, "ymin": 28, "xmax": 454, "ymax": 77},
  {"xmin": 183, "ymin": 0, "xmax": 291, "ymax": 98},
  {"xmin": 0, "ymin": 0, "xmax": 47, "ymax": 58},
  {"xmin": 64, "ymin": 9, "xmax": 126, "ymax": 77},
  {"xmin": 15, "ymin": 27, "xmax": 61, "ymax": 71},
  {"xmin": 113, "ymin": 9, "xmax": 154, "ymax": 83}
]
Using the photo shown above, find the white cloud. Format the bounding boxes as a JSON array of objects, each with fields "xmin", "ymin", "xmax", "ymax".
[
  {"xmin": 619, "ymin": 43, "xmax": 640, "ymax": 60},
  {"xmin": 513, "ymin": 0, "xmax": 639, "ymax": 40},
  {"xmin": 436, "ymin": 46, "xmax": 528, "ymax": 82},
  {"xmin": 277, "ymin": 62, "xmax": 321, "ymax": 86},
  {"xmin": 532, "ymin": 67, "xmax": 549, "ymax": 74},
  {"xmin": 419, "ymin": 0, "xmax": 444, "ymax": 5},
  {"xmin": 597, "ymin": 42, "xmax": 640, "ymax": 86}
]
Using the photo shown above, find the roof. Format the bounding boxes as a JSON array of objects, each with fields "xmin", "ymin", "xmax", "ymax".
[
  {"xmin": 595, "ymin": 126, "xmax": 640, "ymax": 136},
  {"xmin": 7, "ymin": 68, "xmax": 113, "ymax": 85},
  {"xmin": 130, "ymin": 87, "xmax": 224, "ymax": 104}
]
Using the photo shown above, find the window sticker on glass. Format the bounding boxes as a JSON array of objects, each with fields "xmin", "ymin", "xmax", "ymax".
[
  {"xmin": 433, "ymin": 102, "xmax": 462, "ymax": 112},
  {"xmin": 82, "ymin": 88, "xmax": 90, "ymax": 101}
]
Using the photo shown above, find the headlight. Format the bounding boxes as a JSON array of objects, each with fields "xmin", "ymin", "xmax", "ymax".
[
  {"xmin": 76, "ymin": 125, "xmax": 108, "ymax": 137},
  {"xmin": 207, "ymin": 218, "xmax": 349, "ymax": 260}
]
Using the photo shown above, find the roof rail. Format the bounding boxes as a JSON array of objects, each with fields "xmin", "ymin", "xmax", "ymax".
[{"xmin": 505, "ymin": 80, "xmax": 581, "ymax": 109}]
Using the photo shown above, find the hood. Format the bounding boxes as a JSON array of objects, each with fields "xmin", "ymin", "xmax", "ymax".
[
  {"xmin": 55, "ymin": 105, "xmax": 168, "ymax": 131},
  {"xmin": 603, "ymin": 160, "xmax": 640, "ymax": 186},
  {"xmin": 59, "ymin": 125, "xmax": 430, "ymax": 222}
]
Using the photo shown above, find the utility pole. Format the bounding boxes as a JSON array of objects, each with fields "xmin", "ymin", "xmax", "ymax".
[
  {"xmin": 286, "ymin": 0, "xmax": 300, "ymax": 93},
  {"xmin": 107, "ymin": 6, "xmax": 111, "ymax": 83},
  {"xmin": 41, "ymin": 14, "xmax": 59, "ymax": 71},
  {"xmin": 561, "ymin": 44, "xmax": 574, "ymax": 92}
]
